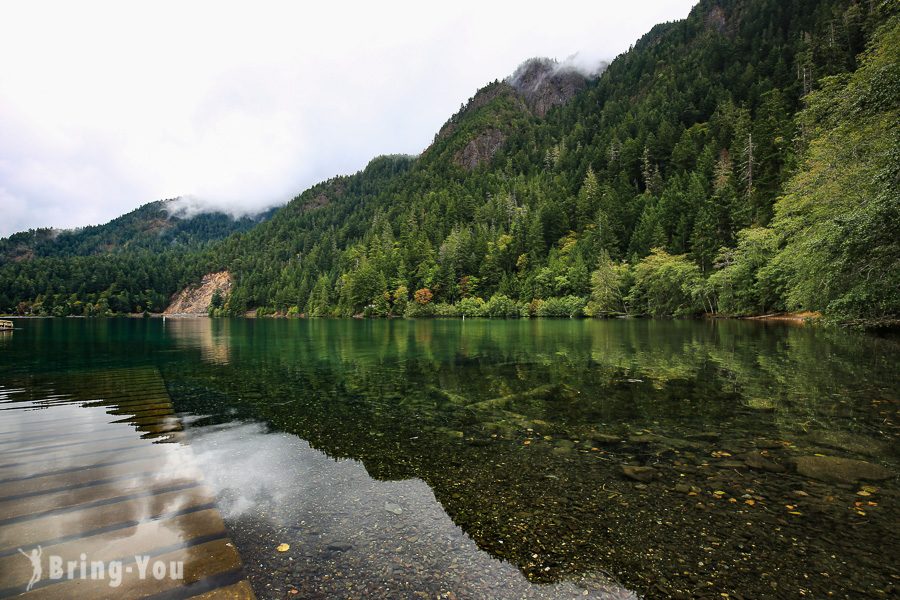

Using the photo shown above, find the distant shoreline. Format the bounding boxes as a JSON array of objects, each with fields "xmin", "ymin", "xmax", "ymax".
[{"xmin": 0, "ymin": 312, "xmax": 823, "ymax": 324}]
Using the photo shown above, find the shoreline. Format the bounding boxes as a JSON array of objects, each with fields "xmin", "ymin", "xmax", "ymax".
[
  {"xmin": 0, "ymin": 312, "xmax": 824, "ymax": 325},
  {"xmin": 741, "ymin": 311, "xmax": 821, "ymax": 323}
]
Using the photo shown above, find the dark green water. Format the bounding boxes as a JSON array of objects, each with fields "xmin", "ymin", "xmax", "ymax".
[{"xmin": 1, "ymin": 318, "xmax": 898, "ymax": 599}]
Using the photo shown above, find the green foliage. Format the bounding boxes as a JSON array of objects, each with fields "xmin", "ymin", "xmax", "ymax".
[
  {"xmin": 627, "ymin": 249, "xmax": 704, "ymax": 317},
  {"xmin": 455, "ymin": 297, "xmax": 484, "ymax": 317},
  {"xmin": 536, "ymin": 295, "xmax": 587, "ymax": 318},
  {"xmin": 391, "ymin": 285, "xmax": 409, "ymax": 317},
  {"xmin": 0, "ymin": 200, "xmax": 267, "ymax": 264},
  {"xmin": 584, "ymin": 252, "xmax": 631, "ymax": 316},
  {"xmin": 432, "ymin": 303, "xmax": 460, "ymax": 317},
  {"xmin": 343, "ymin": 258, "xmax": 386, "ymax": 313},
  {"xmin": 708, "ymin": 227, "xmax": 783, "ymax": 315},
  {"xmin": 404, "ymin": 301, "xmax": 435, "ymax": 318},
  {"xmin": 484, "ymin": 294, "xmax": 522, "ymax": 318},
  {"xmin": 771, "ymin": 17, "xmax": 900, "ymax": 324},
  {"xmin": 306, "ymin": 275, "xmax": 332, "ymax": 317},
  {"xmin": 208, "ymin": 287, "xmax": 225, "ymax": 313}
]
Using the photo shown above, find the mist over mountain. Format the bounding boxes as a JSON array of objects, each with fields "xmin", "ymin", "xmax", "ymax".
[{"xmin": 0, "ymin": 2, "xmax": 689, "ymax": 237}]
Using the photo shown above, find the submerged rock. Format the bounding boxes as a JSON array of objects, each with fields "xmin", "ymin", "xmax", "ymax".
[
  {"xmin": 717, "ymin": 460, "xmax": 747, "ymax": 469},
  {"xmin": 555, "ymin": 439, "xmax": 576, "ymax": 449},
  {"xmin": 804, "ymin": 431, "xmax": 889, "ymax": 458},
  {"xmin": 686, "ymin": 432, "xmax": 721, "ymax": 442},
  {"xmin": 793, "ymin": 456, "xmax": 894, "ymax": 484},
  {"xmin": 627, "ymin": 433, "xmax": 704, "ymax": 450},
  {"xmin": 754, "ymin": 439, "xmax": 784, "ymax": 449},
  {"xmin": 621, "ymin": 465, "xmax": 657, "ymax": 482},
  {"xmin": 384, "ymin": 502, "xmax": 403, "ymax": 515},
  {"xmin": 743, "ymin": 451, "xmax": 786, "ymax": 473},
  {"xmin": 469, "ymin": 383, "xmax": 578, "ymax": 411}
]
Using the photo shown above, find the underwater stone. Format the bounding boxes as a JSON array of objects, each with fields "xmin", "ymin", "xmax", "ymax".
[
  {"xmin": 793, "ymin": 456, "xmax": 893, "ymax": 484},
  {"xmin": 621, "ymin": 465, "xmax": 657, "ymax": 482}
]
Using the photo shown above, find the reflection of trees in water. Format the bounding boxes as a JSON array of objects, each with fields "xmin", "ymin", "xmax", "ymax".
[
  {"xmin": 161, "ymin": 319, "xmax": 899, "ymax": 593},
  {"xmin": 164, "ymin": 319, "xmax": 900, "ymax": 444}
]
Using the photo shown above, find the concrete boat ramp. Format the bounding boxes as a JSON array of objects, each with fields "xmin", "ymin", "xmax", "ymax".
[{"xmin": 0, "ymin": 367, "xmax": 255, "ymax": 599}]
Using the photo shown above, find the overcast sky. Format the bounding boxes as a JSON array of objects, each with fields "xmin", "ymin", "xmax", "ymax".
[{"xmin": 0, "ymin": 0, "xmax": 696, "ymax": 236}]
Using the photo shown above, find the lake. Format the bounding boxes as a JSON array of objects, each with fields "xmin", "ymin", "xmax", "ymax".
[{"xmin": 0, "ymin": 318, "xmax": 897, "ymax": 599}]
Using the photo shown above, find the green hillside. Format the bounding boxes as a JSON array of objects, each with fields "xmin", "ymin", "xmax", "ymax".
[
  {"xmin": 1, "ymin": 0, "xmax": 896, "ymax": 325},
  {"xmin": 0, "ymin": 200, "xmax": 271, "ymax": 314},
  {"xmin": 0, "ymin": 199, "xmax": 271, "ymax": 262}
]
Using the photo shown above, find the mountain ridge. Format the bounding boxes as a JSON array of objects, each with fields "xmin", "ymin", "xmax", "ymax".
[{"xmin": 0, "ymin": 198, "xmax": 275, "ymax": 264}]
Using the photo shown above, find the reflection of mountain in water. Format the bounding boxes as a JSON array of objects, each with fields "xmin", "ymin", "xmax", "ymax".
[
  {"xmin": 162, "ymin": 319, "xmax": 899, "ymax": 598},
  {"xmin": 166, "ymin": 317, "xmax": 232, "ymax": 365}
]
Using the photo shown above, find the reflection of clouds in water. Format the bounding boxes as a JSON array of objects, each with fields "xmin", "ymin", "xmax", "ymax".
[
  {"xmin": 186, "ymin": 422, "xmax": 305, "ymax": 518},
  {"xmin": 185, "ymin": 420, "xmax": 638, "ymax": 599},
  {"xmin": 0, "ymin": 402, "xmax": 206, "ymax": 554}
]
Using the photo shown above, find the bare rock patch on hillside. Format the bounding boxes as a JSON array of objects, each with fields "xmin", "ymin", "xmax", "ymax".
[
  {"xmin": 165, "ymin": 271, "xmax": 232, "ymax": 315},
  {"xmin": 454, "ymin": 128, "xmax": 507, "ymax": 171}
]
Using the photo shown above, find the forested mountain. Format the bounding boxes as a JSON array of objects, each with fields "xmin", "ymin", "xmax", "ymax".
[
  {"xmin": 0, "ymin": 199, "xmax": 271, "ymax": 263},
  {"xmin": 0, "ymin": 200, "xmax": 272, "ymax": 315},
  {"xmin": 1, "ymin": 0, "xmax": 897, "ymax": 325}
]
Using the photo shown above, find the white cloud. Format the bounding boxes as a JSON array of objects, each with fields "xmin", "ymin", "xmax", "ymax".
[{"xmin": 0, "ymin": 0, "xmax": 696, "ymax": 236}]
